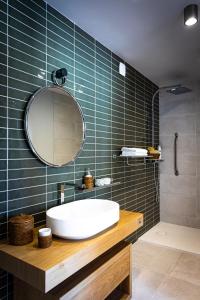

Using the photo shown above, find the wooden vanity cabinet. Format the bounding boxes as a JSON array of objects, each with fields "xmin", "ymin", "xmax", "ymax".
[
  {"xmin": 0, "ymin": 210, "xmax": 143, "ymax": 300},
  {"xmin": 14, "ymin": 241, "xmax": 132, "ymax": 300}
]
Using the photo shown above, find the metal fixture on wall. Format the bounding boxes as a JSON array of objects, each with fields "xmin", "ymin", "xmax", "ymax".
[
  {"xmin": 52, "ymin": 68, "xmax": 68, "ymax": 86},
  {"xmin": 174, "ymin": 132, "xmax": 179, "ymax": 176},
  {"xmin": 151, "ymin": 84, "xmax": 192, "ymax": 147},
  {"xmin": 184, "ymin": 4, "xmax": 198, "ymax": 26},
  {"xmin": 151, "ymin": 84, "xmax": 181, "ymax": 147}
]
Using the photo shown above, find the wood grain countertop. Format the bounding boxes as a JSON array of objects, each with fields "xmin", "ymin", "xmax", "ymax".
[{"xmin": 0, "ymin": 210, "xmax": 143, "ymax": 293}]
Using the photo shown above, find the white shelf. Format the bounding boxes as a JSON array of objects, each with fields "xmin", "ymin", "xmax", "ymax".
[{"xmin": 119, "ymin": 155, "xmax": 164, "ymax": 166}]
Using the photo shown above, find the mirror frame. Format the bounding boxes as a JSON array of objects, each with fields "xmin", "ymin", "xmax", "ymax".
[{"xmin": 24, "ymin": 85, "xmax": 86, "ymax": 167}]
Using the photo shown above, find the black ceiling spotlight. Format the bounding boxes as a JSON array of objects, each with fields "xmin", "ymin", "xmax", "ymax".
[
  {"xmin": 52, "ymin": 68, "xmax": 68, "ymax": 86},
  {"xmin": 184, "ymin": 4, "xmax": 198, "ymax": 26}
]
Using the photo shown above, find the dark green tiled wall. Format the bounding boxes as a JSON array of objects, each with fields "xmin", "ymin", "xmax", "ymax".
[{"xmin": 0, "ymin": 0, "xmax": 159, "ymax": 298}]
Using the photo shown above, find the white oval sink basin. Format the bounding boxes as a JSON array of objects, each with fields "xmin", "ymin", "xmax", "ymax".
[{"xmin": 46, "ymin": 199, "xmax": 120, "ymax": 240}]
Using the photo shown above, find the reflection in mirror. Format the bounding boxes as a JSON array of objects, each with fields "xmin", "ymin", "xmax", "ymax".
[{"xmin": 25, "ymin": 86, "xmax": 85, "ymax": 167}]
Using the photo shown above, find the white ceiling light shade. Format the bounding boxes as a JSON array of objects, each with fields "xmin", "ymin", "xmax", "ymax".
[{"xmin": 184, "ymin": 4, "xmax": 198, "ymax": 26}]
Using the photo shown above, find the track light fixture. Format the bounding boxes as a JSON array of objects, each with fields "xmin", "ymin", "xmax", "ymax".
[{"xmin": 184, "ymin": 4, "xmax": 198, "ymax": 26}]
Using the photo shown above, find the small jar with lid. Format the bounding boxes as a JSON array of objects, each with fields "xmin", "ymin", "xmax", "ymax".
[{"xmin": 8, "ymin": 214, "xmax": 34, "ymax": 246}]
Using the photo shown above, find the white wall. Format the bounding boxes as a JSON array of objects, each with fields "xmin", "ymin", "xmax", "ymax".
[{"xmin": 160, "ymin": 87, "xmax": 200, "ymax": 228}]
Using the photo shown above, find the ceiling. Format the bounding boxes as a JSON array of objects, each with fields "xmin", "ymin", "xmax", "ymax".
[{"xmin": 47, "ymin": 0, "xmax": 200, "ymax": 88}]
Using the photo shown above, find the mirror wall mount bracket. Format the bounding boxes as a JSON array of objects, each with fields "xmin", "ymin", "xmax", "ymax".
[{"xmin": 52, "ymin": 68, "xmax": 68, "ymax": 86}]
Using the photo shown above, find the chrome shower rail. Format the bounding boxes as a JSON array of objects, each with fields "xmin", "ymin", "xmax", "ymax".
[{"xmin": 174, "ymin": 132, "xmax": 179, "ymax": 176}]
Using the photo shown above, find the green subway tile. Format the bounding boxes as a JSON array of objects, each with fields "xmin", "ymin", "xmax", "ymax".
[
  {"xmin": 0, "ymin": 74, "xmax": 6, "ymax": 86},
  {"xmin": 96, "ymin": 92, "xmax": 111, "ymax": 103},
  {"xmin": 9, "ymin": 57, "xmax": 43, "ymax": 79},
  {"xmin": 8, "ymin": 88, "xmax": 31, "ymax": 102},
  {"xmin": 82, "ymin": 143, "xmax": 95, "ymax": 151},
  {"xmin": 96, "ymin": 59, "xmax": 111, "ymax": 73},
  {"xmin": 0, "ymin": 64, "xmax": 6, "ymax": 76},
  {"xmin": 81, "ymin": 101, "xmax": 95, "ymax": 112},
  {"xmin": 75, "ymin": 61, "xmax": 94, "ymax": 78},
  {"xmin": 0, "ymin": 84, "xmax": 7, "ymax": 97},
  {"xmin": 9, "ymin": 6, "xmax": 45, "ymax": 32},
  {"xmin": 47, "ymin": 4, "xmax": 74, "ymax": 30},
  {"xmin": 9, "ymin": 37, "xmax": 46, "ymax": 61},
  {"xmin": 30, "ymin": 0, "xmax": 46, "ymax": 10},
  {"xmin": 75, "ymin": 47, "xmax": 95, "ymax": 65},
  {"xmin": 0, "ymin": 52, "xmax": 7, "ymax": 66},
  {"xmin": 75, "ymin": 39, "xmax": 94, "ymax": 57},
  {"xmin": 9, "ymin": 17, "xmax": 45, "ymax": 44},
  {"xmin": 0, "ymin": 116, "xmax": 6, "ymax": 127},
  {"xmin": 96, "ymin": 41, "xmax": 111, "ymax": 55},
  {"xmin": 47, "ymin": 46, "xmax": 74, "ymax": 65},
  {"xmin": 96, "ymin": 66, "xmax": 111, "ymax": 79},
  {"xmin": 8, "ymin": 77, "xmax": 44, "ymax": 96},
  {"xmin": 96, "ymin": 85, "xmax": 111, "ymax": 97},
  {"xmin": 97, "ymin": 52, "xmax": 111, "ymax": 66},
  {"xmin": 8, "ymin": 67, "xmax": 45, "ymax": 88},
  {"xmin": 47, "ymin": 30, "xmax": 74, "ymax": 53},
  {"xmin": 75, "ymin": 163, "xmax": 95, "ymax": 174},
  {"xmin": 96, "ymin": 78, "xmax": 111, "ymax": 90},
  {"xmin": 75, "ymin": 80, "xmax": 95, "ymax": 97},
  {"xmin": 75, "ymin": 68, "xmax": 95, "ymax": 84},
  {"xmin": 75, "ymin": 156, "xmax": 95, "ymax": 165},
  {"xmin": 0, "ymin": 1, "xmax": 7, "ymax": 13},
  {"xmin": 9, "ymin": 47, "xmax": 45, "ymax": 70},
  {"xmin": 82, "ymin": 108, "xmax": 94, "ymax": 119},
  {"xmin": 96, "ymin": 105, "xmax": 111, "ymax": 115},
  {"xmin": 0, "ymin": 12, "xmax": 7, "ymax": 25},
  {"xmin": 75, "ymin": 25, "xmax": 94, "ymax": 45},
  {"xmin": 48, "ymin": 39, "xmax": 74, "ymax": 60},
  {"xmin": 0, "ymin": 42, "xmax": 6, "ymax": 55},
  {"xmin": 96, "ymin": 48, "xmax": 111, "ymax": 63},
  {"xmin": 47, "ymin": 19, "xmax": 74, "ymax": 44},
  {"xmin": 10, "ymin": 0, "xmax": 46, "ymax": 24}
]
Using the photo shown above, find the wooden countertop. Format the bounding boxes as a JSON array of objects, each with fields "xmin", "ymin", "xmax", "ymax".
[{"xmin": 0, "ymin": 210, "xmax": 143, "ymax": 293}]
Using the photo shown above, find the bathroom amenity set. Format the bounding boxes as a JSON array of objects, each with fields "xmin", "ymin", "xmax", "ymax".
[
  {"xmin": 83, "ymin": 168, "xmax": 113, "ymax": 188},
  {"xmin": 121, "ymin": 146, "xmax": 162, "ymax": 159}
]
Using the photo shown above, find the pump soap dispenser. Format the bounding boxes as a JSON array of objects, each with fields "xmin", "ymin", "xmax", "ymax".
[{"xmin": 83, "ymin": 168, "xmax": 94, "ymax": 189}]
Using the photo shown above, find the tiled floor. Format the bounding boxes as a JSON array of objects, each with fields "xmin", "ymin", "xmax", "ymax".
[
  {"xmin": 132, "ymin": 240, "xmax": 200, "ymax": 300},
  {"xmin": 139, "ymin": 222, "xmax": 200, "ymax": 254}
]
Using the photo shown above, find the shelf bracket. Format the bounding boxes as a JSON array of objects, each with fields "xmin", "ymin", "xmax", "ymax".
[{"xmin": 126, "ymin": 157, "xmax": 146, "ymax": 166}]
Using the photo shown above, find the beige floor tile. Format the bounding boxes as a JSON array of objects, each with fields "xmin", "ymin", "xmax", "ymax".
[
  {"xmin": 133, "ymin": 241, "xmax": 181, "ymax": 275},
  {"xmin": 132, "ymin": 241, "xmax": 200, "ymax": 300},
  {"xmin": 170, "ymin": 252, "xmax": 200, "ymax": 286},
  {"xmin": 132, "ymin": 269, "xmax": 165, "ymax": 300},
  {"xmin": 153, "ymin": 276, "xmax": 200, "ymax": 300}
]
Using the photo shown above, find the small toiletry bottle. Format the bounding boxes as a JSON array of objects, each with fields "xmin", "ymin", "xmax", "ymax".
[{"xmin": 83, "ymin": 168, "xmax": 94, "ymax": 189}]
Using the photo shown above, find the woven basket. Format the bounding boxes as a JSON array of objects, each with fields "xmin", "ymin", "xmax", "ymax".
[{"xmin": 9, "ymin": 214, "xmax": 34, "ymax": 246}]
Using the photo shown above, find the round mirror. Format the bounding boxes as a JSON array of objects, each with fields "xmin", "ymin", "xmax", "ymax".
[{"xmin": 25, "ymin": 86, "xmax": 85, "ymax": 167}]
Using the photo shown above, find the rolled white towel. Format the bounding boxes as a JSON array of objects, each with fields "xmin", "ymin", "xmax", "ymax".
[
  {"xmin": 121, "ymin": 147, "xmax": 147, "ymax": 154},
  {"xmin": 121, "ymin": 151, "xmax": 148, "ymax": 157}
]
